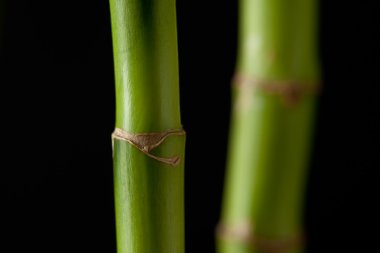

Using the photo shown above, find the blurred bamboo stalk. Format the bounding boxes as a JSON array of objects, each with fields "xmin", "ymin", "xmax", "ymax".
[
  {"xmin": 109, "ymin": 0, "xmax": 185, "ymax": 252},
  {"xmin": 218, "ymin": 0, "xmax": 320, "ymax": 253}
]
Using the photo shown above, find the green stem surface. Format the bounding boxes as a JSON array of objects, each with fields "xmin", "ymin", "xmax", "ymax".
[
  {"xmin": 219, "ymin": 0, "xmax": 320, "ymax": 253},
  {"xmin": 109, "ymin": 1, "xmax": 184, "ymax": 252}
]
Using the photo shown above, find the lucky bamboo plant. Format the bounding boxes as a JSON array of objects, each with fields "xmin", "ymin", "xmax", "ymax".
[
  {"xmin": 109, "ymin": 1, "xmax": 185, "ymax": 252},
  {"xmin": 218, "ymin": 0, "xmax": 320, "ymax": 253}
]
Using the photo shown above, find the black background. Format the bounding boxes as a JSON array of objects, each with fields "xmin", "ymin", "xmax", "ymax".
[{"xmin": 2, "ymin": 0, "xmax": 379, "ymax": 252}]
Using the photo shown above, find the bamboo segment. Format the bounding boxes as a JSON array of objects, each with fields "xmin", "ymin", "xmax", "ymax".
[
  {"xmin": 109, "ymin": 1, "xmax": 185, "ymax": 253},
  {"xmin": 218, "ymin": 0, "xmax": 320, "ymax": 253}
]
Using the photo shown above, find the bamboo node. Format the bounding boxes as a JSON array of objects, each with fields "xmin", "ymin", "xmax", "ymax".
[
  {"xmin": 233, "ymin": 73, "xmax": 320, "ymax": 106},
  {"xmin": 216, "ymin": 221, "xmax": 304, "ymax": 253},
  {"xmin": 112, "ymin": 128, "xmax": 186, "ymax": 167}
]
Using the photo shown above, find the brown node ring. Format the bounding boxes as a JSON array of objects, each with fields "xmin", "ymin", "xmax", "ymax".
[
  {"xmin": 216, "ymin": 222, "xmax": 304, "ymax": 253},
  {"xmin": 112, "ymin": 128, "xmax": 186, "ymax": 167},
  {"xmin": 233, "ymin": 73, "xmax": 321, "ymax": 106}
]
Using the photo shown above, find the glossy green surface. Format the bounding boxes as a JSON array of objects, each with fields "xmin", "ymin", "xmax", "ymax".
[
  {"xmin": 219, "ymin": 0, "xmax": 320, "ymax": 252},
  {"xmin": 238, "ymin": 0, "xmax": 319, "ymax": 80},
  {"xmin": 109, "ymin": 0, "xmax": 184, "ymax": 252}
]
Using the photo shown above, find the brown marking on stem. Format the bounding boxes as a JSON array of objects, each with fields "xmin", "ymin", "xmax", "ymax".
[
  {"xmin": 216, "ymin": 221, "xmax": 304, "ymax": 253},
  {"xmin": 112, "ymin": 128, "xmax": 186, "ymax": 167},
  {"xmin": 233, "ymin": 73, "xmax": 320, "ymax": 107}
]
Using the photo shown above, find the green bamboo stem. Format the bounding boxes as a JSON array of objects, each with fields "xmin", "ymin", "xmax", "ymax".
[
  {"xmin": 109, "ymin": 1, "xmax": 185, "ymax": 253},
  {"xmin": 218, "ymin": 0, "xmax": 320, "ymax": 253}
]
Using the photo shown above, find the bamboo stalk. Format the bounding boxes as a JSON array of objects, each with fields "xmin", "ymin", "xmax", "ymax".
[
  {"xmin": 218, "ymin": 0, "xmax": 320, "ymax": 253},
  {"xmin": 109, "ymin": 1, "xmax": 185, "ymax": 253}
]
